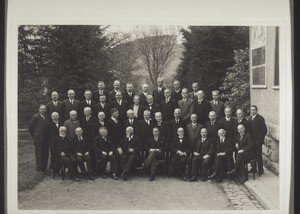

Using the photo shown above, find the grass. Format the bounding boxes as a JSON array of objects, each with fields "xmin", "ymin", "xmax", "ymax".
[{"xmin": 18, "ymin": 131, "xmax": 46, "ymax": 192}]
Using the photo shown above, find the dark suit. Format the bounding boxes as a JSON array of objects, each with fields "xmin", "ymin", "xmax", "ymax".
[
  {"xmin": 178, "ymin": 98, "xmax": 194, "ymax": 123},
  {"xmin": 219, "ymin": 117, "xmax": 237, "ymax": 139},
  {"xmin": 213, "ymin": 137, "xmax": 234, "ymax": 179},
  {"xmin": 160, "ymin": 98, "xmax": 178, "ymax": 122},
  {"xmin": 204, "ymin": 120, "xmax": 220, "ymax": 142},
  {"xmin": 235, "ymin": 117, "xmax": 251, "ymax": 136},
  {"xmin": 130, "ymin": 104, "xmax": 145, "ymax": 120},
  {"xmin": 29, "ymin": 113, "xmax": 49, "ymax": 171},
  {"xmin": 191, "ymin": 137, "xmax": 214, "ymax": 178},
  {"xmin": 170, "ymin": 137, "xmax": 191, "ymax": 176},
  {"xmin": 122, "ymin": 118, "xmax": 140, "ymax": 136},
  {"xmin": 93, "ymin": 135, "xmax": 118, "ymax": 174},
  {"xmin": 118, "ymin": 135, "xmax": 141, "ymax": 174},
  {"xmin": 194, "ymin": 99, "xmax": 211, "ymax": 126},
  {"xmin": 64, "ymin": 119, "xmax": 80, "ymax": 141},
  {"xmin": 46, "ymin": 101, "xmax": 62, "ymax": 120},
  {"xmin": 144, "ymin": 136, "xmax": 166, "ymax": 175},
  {"xmin": 171, "ymin": 89, "xmax": 182, "ymax": 102},
  {"xmin": 144, "ymin": 103, "xmax": 161, "ymax": 121},
  {"xmin": 93, "ymin": 90, "xmax": 109, "ymax": 103},
  {"xmin": 153, "ymin": 87, "xmax": 165, "ymax": 104},
  {"xmin": 139, "ymin": 92, "xmax": 150, "ymax": 106},
  {"xmin": 106, "ymin": 118, "xmax": 123, "ymax": 150},
  {"xmin": 94, "ymin": 102, "xmax": 111, "ymax": 120},
  {"xmin": 61, "ymin": 99, "xmax": 80, "ymax": 122},
  {"xmin": 234, "ymin": 133, "xmax": 255, "ymax": 178},
  {"xmin": 111, "ymin": 99, "xmax": 129, "ymax": 122},
  {"xmin": 123, "ymin": 92, "xmax": 135, "ymax": 106},
  {"xmin": 138, "ymin": 119, "xmax": 155, "ymax": 149},
  {"xmin": 186, "ymin": 123, "xmax": 203, "ymax": 147},
  {"xmin": 168, "ymin": 118, "xmax": 186, "ymax": 141},
  {"xmin": 108, "ymin": 90, "xmax": 121, "ymax": 103},
  {"xmin": 71, "ymin": 137, "xmax": 93, "ymax": 175},
  {"xmin": 78, "ymin": 100, "xmax": 95, "ymax": 121},
  {"xmin": 155, "ymin": 121, "xmax": 169, "ymax": 142},
  {"xmin": 248, "ymin": 114, "xmax": 267, "ymax": 174},
  {"xmin": 94, "ymin": 120, "xmax": 107, "ymax": 135},
  {"xmin": 188, "ymin": 91, "xmax": 198, "ymax": 101},
  {"xmin": 210, "ymin": 100, "xmax": 225, "ymax": 119}
]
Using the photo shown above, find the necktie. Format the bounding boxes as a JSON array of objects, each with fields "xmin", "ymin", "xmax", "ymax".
[
  {"xmin": 42, "ymin": 115, "xmax": 45, "ymax": 120},
  {"xmin": 211, "ymin": 121, "xmax": 214, "ymax": 126},
  {"xmin": 73, "ymin": 121, "xmax": 76, "ymax": 124},
  {"xmin": 130, "ymin": 119, "xmax": 133, "ymax": 125},
  {"xmin": 166, "ymin": 99, "xmax": 168, "ymax": 104},
  {"xmin": 202, "ymin": 138, "xmax": 205, "ymax": 143},
  {"xmin": 220, "ymin": 138, "xmax": 223, "ymax": 144},
  {"xmin": 158, "ymin": 88, "xmax": 161, "ymax": 92},
  {"xmin": 149, "ymin": 105, "xmax": 152, "ymax": 110},
  {"xmin": 55, "ymin": 123, "xmax": 59, "ymax": 127},
  {"xmin": 192, "ymin": 124, "xmax": 196, "ymax": 129},
  {"xmin": 54, "ymin": 101, "xmax": 57, "ymax": 107},
  {"xmin": 87, "ymin": 100, "xmax": 90, "ymax": 105},
  {"xmin": 154, "ymin": 137, "xmax": 158, "ymax": 141},
  {"xmin": 176, "ymin": 119, "xmax": 179, "ymax": 124},
  {"xmin": 214, "ymin": 101, "xmax": 217, "ymax": 107},
  {"xmin": 198, "ymin": 100, "xmax": 201, "ymax": 104},
  {"xmin": 71, "ymin": 100, "xmax": 73, "ymax": 105},
  {"xmin": 147, "ymin": 120, "xmax": 150, "ymax": 125}
]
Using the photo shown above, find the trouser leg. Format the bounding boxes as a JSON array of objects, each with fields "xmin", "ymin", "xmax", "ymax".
[
  {"xmin": 34, "ymin": 140, "xmax": 42, "ymax": 171},
  {"xmin": 108, "ymin": 155, "xmax": 118, "ymax": 174},
  {"xmin": 256, "ymin": 141, "xmax": 264, "ymax": 173},
  {"xmin": 123, "ymin": 153, "xmax": 136, "ymax": 174},
  {"xmin": 191, "ymin": 156, "xmax": 201, "ymax": 176},
  {"xmin": 61, "ymin": 156, "xmax": 75, "ymax": 177},
  {"xmin": 84, "ymin": 155, "xmax": 92, "ymax": 175}
]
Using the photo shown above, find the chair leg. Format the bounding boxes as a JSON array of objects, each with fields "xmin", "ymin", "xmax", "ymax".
[{"xmin": 62, "ymin": 165, "xmax": 65, "ymax": 181}]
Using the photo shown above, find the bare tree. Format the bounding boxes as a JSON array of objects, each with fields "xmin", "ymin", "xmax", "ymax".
[{"xmin": 136, "ymin": 27, "xmax": 177, "ymax": 88}]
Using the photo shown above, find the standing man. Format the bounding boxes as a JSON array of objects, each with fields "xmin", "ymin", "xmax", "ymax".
[
  {"xmin": 108, "ymin": 80, "xmax": 122, "ymax": 103},
  {"xmin": 79, "ymin": 90, "xmax": 95, "ymax": 121},
  {"xmin": 178, "ymin": 88, "xmax": 194, "ymax": 124},
  {"xmin": 106, "ymin": 108, "xmax": 123, "ymax": 151},
  {"xmin": 111, "ymin": 91, "xmax": 129, "ymax": 122},
  {"xmin": 130, "ymin": 95, "xmax": 145, "ymax": 120},
  {"xmin": 29, "ymin": 104, "xmax": 49, "ymax": 173},
  {"xmin": 235, "ymin": 108, "xmax": 251, "ymax": 136},
  {"xmin": 122, "ymin": 109, "xmax": 140, "ymax": 136},
  {"xmin": 64, "ymin": 110, "xmax": 81, "ymax": 142},
  {"xmin": 160, "ymin": 89, "xmax": 178, "ymax": 122},
  {"xmin": 93, "ymin": 81, "xmax": 109, "ymax": 103},
  {"xmin": 210, "ymin": 90, "xmax": 225, "ymax": 119},
  {"xmin": 219, "ymin": 107, "xmax": 237, "ymax": 139},
  {"xmin": 205, "ymin": 111, "xmax": 220, "ymax": 142},
  {"xmin": 144, "ymin": 95, "xmax": 160, "ymax": 121},
  {"xmin": 139, "ymin": 83, "xmax": 150, "ymax": 106},
  {"xmin": 138, "ymin": 110, "xmax": 155, "ymax": 150},
  {"xmin": 171, "ymin": 80, "xmax": 182, "ymax": 102},
  {"xmin": 188, "ymin": 82, "xmax": 199, "ymax": 101},
  {"xmin": 94, "ymin": 94, "xmax": 110, "ymax": 120},
  {"xmin": 46, "ymin": 91, "xmax": 62, "ymax": 121},
  {"xmin": 248, "ymin": 105, "xmax": 267, "ymax": 175},
  {"xmin": 169, "ymin": 108, "xmax": 186, "ymax": 141},
  {"xmin": 61, "ymin": 89, "xmax": 80, "ymax": 122},
  {"xmin": 153, "ymin": 77, "xmax": 165, "ymax": 104},
  {"xmin": 194, "ymin": 90, "xmax": 211, "ymax": 126},
  {"xmin": 186, "ymin": 114, "xmax": 203, "ymax": 149},
  {"xmin": 123, "ymin": 82, "xmax": 135, "ymax": 106},
  {"xmin": 95, "ymin": 111, "xmax": 107, "ymax": 133},
  {"xmin": 154, "ymin": 112, "xmax": 169, "ymax": 141}
]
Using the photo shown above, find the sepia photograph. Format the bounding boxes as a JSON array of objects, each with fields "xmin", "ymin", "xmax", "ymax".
[{"xmin": 5, "ymin": 0, "xmax": 293, "ymax": 213}]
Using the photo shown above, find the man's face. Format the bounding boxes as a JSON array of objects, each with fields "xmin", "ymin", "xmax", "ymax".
[
  {"xmin": 126, "ymin": 129, "xmax": 132, "ymax": 137},
  {"xmin": 114, "ymin": 81, "xmax": 120, "ymax": 90},
  {"xmin": 39, "ymin": 106, "xmax": 46, "ymax": 115},
  {"xmin": 250, "ymin": 107, "xmax": 257, "ymax": 116},
  {"xmin": 192, "ymin": 84, "xmax": 199, "ymax": 92},
  {"xmin": 112, "ymin": 111, "xmax": 119, "ymax": 119},
  {"xmin": 144, "ymin": 112, "xmax": 150, "ymax": 120},
  {"xmin": 218, "ymin": 130, "xmax": 226, "ymax": 138},
  {"xmin": 225, "ymin": 109, "xmax": 232, "ymax": 118},
  {"xmin": 197, "ymin": 92, "xmax": 204, "ymax": 100},
  {"xmin": 75, "ymin": 129, "xmax": 83, "ymax": 137},
  {"xmin": 181, "ymin": 89, "xmax": 188, "ymax": 99},
  {"xmin": 70, "ymin": 113, "xmax": 77, "ymax": 120},
  {"xmin": 134, "ymin": 97, "xmax": 140, "ymax": 105},
  {"xmin": 126, "ymin": 84, "xmax": 133, "ymax": 92},
  {"xmin": 52, "ymin": 114, "xmax": 59, "ymax": 122},
  {"xmin": 174, "ymin": 110, "xmax": 181, "ymax": 119},
  {"xmin": 153, "ymin": 129, "xmax": 159, "ymax": 137},
  {"xmin": 99, "ymin": 95, "xmax": 106, "ymax": 103},
  {"xmin": 173, "ymin": 81, "xmax": 180, "ymax": 90},
  {"xmin": 236, "ymin": 110, "xmax": 243, "ymax": 119},
  {"xmin": 237, "ymin": 126, "xmax": 245, "ymax": 135},
  {"xmin": 155, "ymin": 114, "xmax": 162, "ymax": 122},
  {"xmin": 142, "ymin": 85, "xmax": 149, "ymax": 93},
  {"xmin": 191, "ymin": 114, "xmax": 197, "ymax": 123},
  {"xmin": 209, "ymin": 113, "xmax": 216, "ymax": 121},
  {"xmin": 212, "ymin": 92, "xmax": 219, "ymax": 101},
  {"xmin": 164, "ymin": 90, "xmax": 171, "ymax": 98},
  {"xmin": 115, "ymin": 93, "xmax": 122, "ymax": 100},
  {"xmin": 51, "ymin": 92, "xmax": 58, "ymax": 101},
  {"xmin": 98, "ymin": 113, "xmax": 105, "ymax": 121},
  {"xmin": 147, "ymin": 97, "xmax": 153, "ymax": 104},
  {"xmin": 128, "ymin": 111, "xmax": 134, "ymax": 119},
  {"xmin": 84, "ymin": 109, "xmax": 91, "ymax": 117},
  {"xmin": 100, "ymin": 129, "xmax": 108, "ymax": 137},
  {"xmin": 201, "ymin": 129, "xmax": 207, "ymax": 138},
  {"xmin": 177, "ymin": 129, "xmax": 184, "ymax": 137},
  {"xmin": 98, "ymin": 82, "xmax": 105, "ymax": 90},
  {"xmin": 157, "ymin": 79, "xmax": 163, "ymax": 87},
  {"xmin": 68, "ymin": 91, "xmax": 75, "ymax": 99},
  {"xmin": 60, "ymin": 128, "xmax": 67, "ymax": 137},
  {"xmin": 85, "ymin": 91, "xmax": 92, "ymax": 100}
]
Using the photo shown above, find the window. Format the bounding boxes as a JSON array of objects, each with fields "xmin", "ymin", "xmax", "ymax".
[
  {"xmin": 252, "ymin": 46, "xmax": 266, "ymax": 87},
  {"xmin": 274, "ymin": 27, "xmax": 279, "ymax": 88}
]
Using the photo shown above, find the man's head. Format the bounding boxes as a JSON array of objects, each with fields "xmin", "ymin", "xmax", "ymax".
[
  {"xmin": 164, "ymin": 88, "xmax": 171, "ymax": 99},
  {"xmin": 84, "ymin": 107, "xmax": 92, "ymax": 117},
  {"xmin": 192, "ymin": 82, "xmax": 199, "ymax": 92},
  {"xmin": 157, "ymin": 77, "xmax": 164, "ymax": 87},
  {"xmin": 212, "ymin": 90, "xmax": 220, "ymax": 101},
  {"xmin": 237, "ymin": 124, "xmax": 245, "ymax": 135},
  {"xmin": 224, "ymin": 107, "xmax": 232, "ymax": 118},
  {"xmin": 200, "ymin": 128, "xmax": 208, "ymax": 138},
  {"xmin": 70, "ymin": 110, "xmax": 77, "ymax": 120},
  {"xmin": 98, "ymin": 111, "xmax": 105, "ymax": 121},
  {"xmin": 143, "ymin": 110, "xmax": 151, "ymax": 120},
  {"xmin": 153, "ymin": 127, "xmax": 160, "ymax": 137},
  {"xmin": 126, "ymin": 82, "xmax": 133, "ymax": 92},
  {"xmin": 177, "ymin": 127, "xmax": 184, "ymax": 137},
  {"xmin": 181, "ymin": 88, "xmax": 188, "ymax": 99},
  {"xmin": 218, "ymin": 129, "xmax": 226, "ymax": 138},
  {"xmin": 147, "ymin": 95, "xmax": 154, "ymax": 104},
  {"xmin": 99, "ymin": 94, "xmax": 106, "ymax": 103},
  {"xmin": 59, "ymin": 126, "xmax": 67, "ymax": 137},
  {"xmin": 174, "ymin": 108, "xmax": 181, "ymax": 119},
  {"xmin": 39, "ymin": 104, "xmax": 46, "ymax": 115},
  {"xmin": 173, "ymin": 80, "xmax": 180, "ymax": 90},
  {"xmin": 133, "ymin": 95, "xmax": 140, "ymax": 105},
  {"xmin": 113, "ymin": 80, "xmax": 121, "ymax": 90},
  {"xmin": 115, "ymin": 91, "xmax": 122, "ymax": 101},
  {"xmin": 190, "ymin": 114, "xmax": 197, "ymax": 123},
  {"xmin": 250, "ymin": 105, "xmax": 258, "ymax": 116},
  {"xmin": 142, "ymin": 83, "xmax": 149, "ymax": 93},
  {"xmin": 98, "ymin": 81, "xmax": 105, "ymax": 90},
  {"xmin": 236, "ymin": 109, "xmax": 244, "ymax": 120},
  {"xmin": 75, "ymin": 127, "xmax": 83, "ymax": 137},
  {"xmin": 155, "ymin": 112, "xmax": 162, "ymax": 122},
  {"xmin": 99, "ymin": 127, "xmax": 108, "ymax": 137},
  {"xmin": 67, "ymin": 89, "xmax": 75, "ymax": 99},
  {"xmin": 84, "ymin": 90, "xmax": 92, "ymax": 100},
  {"xmin": 51, "ymin": 91, "xmax": 59, "ymax": 101},
  {"xmin": 197, "ymin": 90, "xmax": 205, "ymax": 100},
  {"xmin": 110, "ymin": 108, "xmax": 119, "ymax": 119},
  {"xmin": 127, "ymin": 109, "xmax": 134, "ymax": 119},
  {"xmin": 51, "ymin": 112, "xmax": 59, "ymax": 122},
  {"xmin": 208, "ymin": 111, "xmax": 217, "ymax": 121},
  {"xmin": 126, "ymin": 126, "xmax": 134, "ymax": 137}
]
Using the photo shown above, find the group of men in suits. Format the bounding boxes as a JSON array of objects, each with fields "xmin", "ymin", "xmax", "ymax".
[{"xmin": 29, "ymin": 78, "xmax": 267, "ymax": 183}]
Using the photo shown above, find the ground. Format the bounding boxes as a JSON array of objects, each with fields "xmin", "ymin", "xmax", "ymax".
[{"xmin": 18, "ymin": 131, "xmax": 265, "ymax": 210}]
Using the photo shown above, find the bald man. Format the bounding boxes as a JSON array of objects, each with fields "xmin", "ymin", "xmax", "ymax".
[
  {"xmin": 64, "ymin": 110, "xmax": 81, "ymax": 141},
  {"xmin": 61, "ymin": 89, "xmax": 80, "ymax": 122},
  {"xmin": 153, "ymin": 77, "xmax": 166, "ymax": 104},
  {"xmin": 139, "ymin": 83, "xmax": 150, "ymax": 106},
  {"xmin": 108, "ymin": 80, "xmax": 122, "ymax": 103},
  {"xmin": 46, "ymin": 91, "xmax": 62, "ymax": 120},
  {"xmin": 160, "ymin": 88, "xmax": 178, "ymax": 122}
]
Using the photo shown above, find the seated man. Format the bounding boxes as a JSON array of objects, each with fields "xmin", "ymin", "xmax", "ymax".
[
  {"xmin": 189, "ymin": 128, "xmax": 214, "ymax": 182},
  {"xmin": 93, "ymin": 127, "xmax": 119, "ymax": 180},
  {"xmin": 117, "ymin": 126, "xmax": 141, "ymax": 180},
  {"xmin": 170, "ymin": 127, "xmax": 191, "ymax": 181},
  {"xmin": 51, "ymin": 126, "xmax": 80, "ymax": 181},
  {"xmin": 228, "ymin": 125, "xmax": 255, "ymax": 183},
  {"xmin": 143, "ymin": 127, "xmax": 166, "ymax": 181},
  {"xmin": 208, "ymin": 129, "xmax": 234, "ymax": 183},
  {"xmin": 71, "ymin": 127, "xmax": 94, "ymax": 180}
]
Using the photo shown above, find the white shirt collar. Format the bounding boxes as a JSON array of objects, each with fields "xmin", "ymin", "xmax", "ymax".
[{"xmin": 143, "ymin": 92, "xmax": 149, "ymax": 96}]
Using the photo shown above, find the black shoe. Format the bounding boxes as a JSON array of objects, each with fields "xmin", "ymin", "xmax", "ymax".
[
  {"xmin": 248, "ymin": 168, "xmax": 257, "ymax": 173},
  {"xmin": 89, "ymin": 175, "xmax": 95, "ymax": 180},
  {"xmin": 123, "ymin": 173, "xmax": 128, "ymax": 181},
  {"xmin": 208, "ymin": 172, "xmax": 216, "ymax": 180},
  {"xmin": 149, "ymin": 174, "xmax": 155, "ymax": 181},
  {"xmin": 112, "ymin": 174, "xmax": 119, "ymax": 180},
  {"xmin": 240, "ymin": 177, "xmax": 248, "ymax": 183},
  {"xmin": 182, "ymin": 175, "xmax": 187, "ymax": 181},
  {"xmin": 258, "ymin": 170, "xmax": 264, "ymax": 176},
  {"xmin": 189, "ymin": 176, "xmax": 197, "ymax": 182},
  {"xmin": 72, "ymin": 177, "xmax": 81, "ymax": 182}
]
